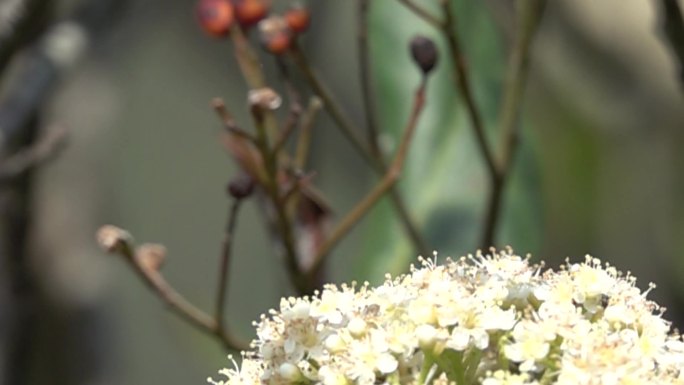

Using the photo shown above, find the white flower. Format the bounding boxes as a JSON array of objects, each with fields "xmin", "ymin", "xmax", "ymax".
[
  {"xmin": 503, "ymin": 319, "xmax": 555, "ymax": 372},
  {"xmin": 210, "ymin": 250, "xmax": 684, "ymax": 385}
]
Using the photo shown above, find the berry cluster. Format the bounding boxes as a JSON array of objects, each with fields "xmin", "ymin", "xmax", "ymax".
[{"xmin": 196, "ymin": 0, "xmax": 310, "ymax": 54}]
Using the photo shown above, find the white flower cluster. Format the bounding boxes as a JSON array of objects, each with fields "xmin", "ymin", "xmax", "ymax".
[{"xmin": 209, "ymin": 249, "xmax": 684, "ymax": 385}]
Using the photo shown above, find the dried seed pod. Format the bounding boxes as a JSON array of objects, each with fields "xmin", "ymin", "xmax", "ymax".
[
  {"xmin": 410, "ymin": 35, "xmax": 438, "ymax": 74},
  {"xmin": 97, "ymin": 225, "xmax": 133, "ymax": 253},
  {"xmin": 247, "ymin": 87, "xmax": 282, "ymax": 110},
  {"xmin": 196, "ymin": 0, "xmax": 234, "ymax": 38},
  {"xmin": 234, "ymin": 0, "xmax": 270, "ymax": 28},
  {"xmin": 136, "ymin": 243, "xmax": 167, "ymax": 271},
  {"xmin": 258, "ymin": 16, "xmax": 292, "ymax": 55},
  {"xmin": 228, "ymin": 173, "xmax": 255, "ymax": 199},
  {"xmin": 284, "ymin": 6, "xmax": 310, "ymax": 34}
]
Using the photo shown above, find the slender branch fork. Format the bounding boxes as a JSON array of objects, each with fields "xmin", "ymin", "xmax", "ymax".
[
  {"xmin": 397, "ymin": 0, "xmax": 547, "ymax": 250},
  {"xmin": 99, "ymin": 0, "xmax": 545, "ymax": 352},
  {"xmin": 97, "ymin": 224, "xmax": 249, "ymax": 351},
  {"xmin": 356, "ymin": 0, "xmax": 430, "ymax": 257},
  {"xmin": 308, "ymin": 76, "xmax": 431, "ymax": 276},
  {"xmin": 98, "ymin": 1, "xmax": 438, "ymax": 349},
  {"xmin": 289, "ymin": 40, "xmax": 429, "ymax": 258}
]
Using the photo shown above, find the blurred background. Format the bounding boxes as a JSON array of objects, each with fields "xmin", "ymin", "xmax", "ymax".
[{"xmin": 1, "ymin": 0, "xmax": 683, "ymax": 384}]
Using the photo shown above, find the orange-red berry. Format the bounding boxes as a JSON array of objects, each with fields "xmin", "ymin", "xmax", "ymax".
[
  {"xmin": 258, "ymin": 16, "xmax": 291, "ymax": 55},
  {"xmin": 234, "ymin": 0, "xmax": 269, "ymax": 28},
  {"xmin": 284, "ymin": 7, "xmax": 310, "ymax": 34},
  {"xmin": 196, "ymin": 0, "xmax": 234, "ymax": 37},
  {"xmin": 265, "ymin": 31, "xmax": 291, "ymax": 54}
]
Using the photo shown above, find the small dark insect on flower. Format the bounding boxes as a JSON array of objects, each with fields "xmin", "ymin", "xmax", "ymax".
[{"xmin": 410, "ymin": 35, "xmax": 438, "ymax": 75}]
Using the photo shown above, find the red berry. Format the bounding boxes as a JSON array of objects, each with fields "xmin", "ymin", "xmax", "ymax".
[
  {"xmin": 234, "ymin": 0, "xmax": 269, "ymax": 28},
  {"xmin": 258, "ymin": 16, "xmax": 291, "ymax": 55},
  {"xmin": 284, "ymin": 7, "xmax": 310, "ymax": 34},
  {"xmin": 265, "ymin": 31, "xmax": 291, "ymax": 54},
  {"xmin": 196, "ymin": 0, "xmax": 234, "ymax": 37}
]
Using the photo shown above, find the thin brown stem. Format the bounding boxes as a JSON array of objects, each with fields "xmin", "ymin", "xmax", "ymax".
[
  {"xmin": 97, "ymin": 226, "xmax": 248, "ymax": 351},
  {"xmin": 270, "ymin": 188, "xmax": 314, "ymax": 294},
  {"xmin": 273, "ymin": 110, "xmax": 300, "ymax": 155},
  {"xmin": 0, "ymin": 125, "xmax": 67, "ymax": 185},
  {"xmin": 440, "ymin": 0, "xmax": 499, "ymax": 180},
  {"xmin": 276, "ymin": 57, "xmax": 303, "ymax": 111},
  {"xmin": 396, "ymin": 0, "xmax": 444, "ymax": 28},
  {"xmin": 212, "ymin": 98, "xmax": 257, "ymax": 142},
  {"xmin": 309, "ymin": 76, "xmax": 430, "ymax": 276},
  {"xmin": 229, "ymin": 25, "xmax": 266, "ymax": 89},
  {"xmin": 282, "ymin": 171, "xmax": 316, "ymax": 204},
  {"xmin": 295, "ymin": 97, "xmax": 323, "ymax": 170},
  {"xmin": 251, "ymin": 106, "xmax": 314, "ymax": 295},
  {"xmin": 228, "ymin": 25, "xmax": 279, "ymax": 141},
  {"xmin": 480, "ymin": 0, "xmax": 547, "ymax": 250},
  {"xmin": 215, "ymin": 199, "xmax": 242, "ymax": 336},
  {"xmin": 289, "ymin": 43, "xmax": 374, "ymax": 166},
  {"xmin": 358, "ymin": 0, "xmax": 381, "ymax": 156},
  {"xmin": 274, "ymin": 57, "xmax": 304, "ymax": 155},
  {"xmin": 290, "ymin": 41, "xmax": 429, "ymax": 257}
]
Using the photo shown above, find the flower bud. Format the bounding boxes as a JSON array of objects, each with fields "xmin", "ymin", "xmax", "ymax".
[
  {"xmin": 228, "ymin": 173, "xmax": 255, "ymax": 199},
  {"xmin": 97, "ymin": 225, "xmax": 132, "ymax": 253},
  {"xmin": 416, "ymin": 324, "xmax": 437, "ymax": 349},
  {"xmin": 278, "ymin": 363, "xmax": 302, "ymax": 382},
  {"xmin": 324, "ymin": 334, "xmax": 346, "ymax": 353},
  {"xmin": 410, "ymin": 35, "xmax": 438, "ymax": 75},
  {"xmin": 248, "ymin": 87, "xmax": 282, "ymax": 110},
  {"xmin": 347, "ymin": 317, "xmax": 367, "ymax": 337}
]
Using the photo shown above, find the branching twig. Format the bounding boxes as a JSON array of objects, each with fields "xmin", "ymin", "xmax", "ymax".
[
  {"xmin": 309, "ymin": 75, "xmax": 431, "ymax": 276},
  {"xmin": 290, "ymin": 41, "xmax": 430, "ymax": 257},
  {"xmin": 480, "ymin": 0, "xmax": 546, "ymax": 250},
  {"xmin": 212, "ymin": 98, "xmax": 257, "ymax": 142},
  {"xmin": 97, "ymin": 226, "xmax": 249, "ymax": 351},
  {"xmin": 289, "ymin": 43, "xmax": 374, "ymax": 166},
  {"xmin": 282, "ymin": 170, "xmax": 316, "ymax": 204},
  {"xmin": 395, "ymin": 0, "xmax": 444, "ymax": 28},
  {"xmin": 273, "ymin": 111, "xmax": 300, "ymax": 155},
  {"xmin": 249, "ymin": 97, "xmax": 315, "ymax": 295},
  {"xmin": 357, "ymin": 0, "xmax": 431, "ymax": 258},
  {"xmin": 440, "ymin": 0, "xmax": 498, "ymax": 180}
]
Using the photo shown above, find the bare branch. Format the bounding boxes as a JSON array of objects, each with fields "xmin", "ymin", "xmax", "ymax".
[
  {"xmin": 309, "ymin": 75, "xmax": 431, "ymax": 275},
  {"xmin": 0, "ymin": 125, "xmax": 67, "ymax": 184},
  {"xmin": 96, "ymin": 225, "xmax": 249, "ymax": 351}
]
